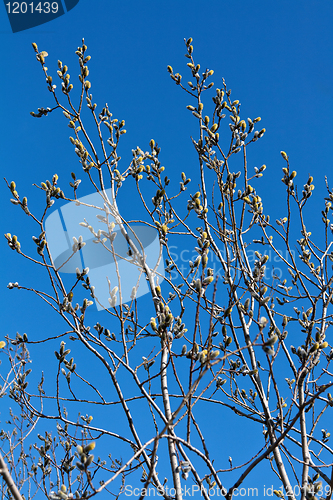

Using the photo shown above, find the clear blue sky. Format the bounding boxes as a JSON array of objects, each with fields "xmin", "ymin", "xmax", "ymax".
[{"xmin": 1, "ymin": 1, "xmax": 333, "ymax": 498}]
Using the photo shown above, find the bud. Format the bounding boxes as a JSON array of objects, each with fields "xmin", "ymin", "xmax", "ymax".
[
  {"xmin": 85, "ymin": 454, "xmax": 94, "ymax": 467},
  {"xmin": 167, "ymin": 65, "xmax": 173, "ymax": 73},
  {"xmin": 265, "ymin": 335, "xmax": 278, "ymax": 346},
  {"xmin": 199, "ymin": 350, "xmax": 208, "ymax": 364},
  {"xmin": 280, "ymin": 151, "xmax": 288, "ymax": 161},
  {"xmin": 259, "ymin": 317, "xmax": 268, "ymax": 329},
  {"xmin": 194, "ymin": 255, "xmax": 201, "ymax": 267},
  {"xmin": 194, "ymin": 279, "xmax": 201, "ymax": 293},
  {"xmin": 216, "ymin": 377, "xmax": 226, "ymax": 388},
  {"xmin": 108, "ymin": 295, "xmax": 116, "ymax": 308},
  {"xmin": 84, "ymin": 442, "xmax": 96, "ymax": 453},
  {"xmin": 263, "ymin": 345, "xmax": 275, "ymax": 356},
  {"xmin": 203, "ymin": 276, "xmax": 214, "ymax": 286},
  {"xmin": 310, "ymin": 342, "xmax": 320, "ymax": 353}
]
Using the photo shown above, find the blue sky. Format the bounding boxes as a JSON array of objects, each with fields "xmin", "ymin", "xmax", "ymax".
[{"xmin": 1, "ymin": 1, "xmax": 333, "ymax": 498}]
